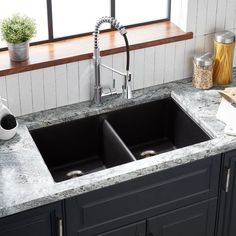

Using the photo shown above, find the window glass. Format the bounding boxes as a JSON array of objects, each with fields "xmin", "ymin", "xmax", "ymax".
[
  {"xmin": 116, "ymin": 0, "xmax": 169, "ymax": 26},
  {"xmin": 0, "ymin": 0, "xmax": 48, "ymax": 48},
  {"xmin": 52, "ymin": 0, "xmax": 110, "ymax": 38},
  {"xmin": 0, "ymin": 0, "xmax": 170, "ymax": 49}
]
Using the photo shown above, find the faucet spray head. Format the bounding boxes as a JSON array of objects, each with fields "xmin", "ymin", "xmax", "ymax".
[{"xmin": 93, "ymin": 16, "xmax": 127, "ymax": 48}]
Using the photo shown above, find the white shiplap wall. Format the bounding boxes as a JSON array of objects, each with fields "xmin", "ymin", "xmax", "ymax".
[{"xmin": 1, "ymin": 0, "xmax": 236, "ymax": 117}]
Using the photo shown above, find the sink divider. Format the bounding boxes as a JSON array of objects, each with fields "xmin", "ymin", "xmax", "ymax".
[{"xmin": 103, "ymin": 119, "xmax": 136, "ymax": 166}]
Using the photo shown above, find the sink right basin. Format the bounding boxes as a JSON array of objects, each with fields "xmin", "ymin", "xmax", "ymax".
[{"xmin": 107, "ymin": 98, "xmax": 210, "ymax": 160}]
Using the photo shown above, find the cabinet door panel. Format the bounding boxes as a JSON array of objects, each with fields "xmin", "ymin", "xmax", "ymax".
[
  {"xmin": 66, "ymin": 156, "xmax": 220, "ymax": 235},
  {"xmin": 147, "ymin": 199, "xmax": 217, "ymax": 236},
  {"xmin": 0, "ymin": 202, "xmax": 62, "ymax": 236},
  {"xmin": 97, "ymin": 220, "xmax": 145, "ymax": 236}
]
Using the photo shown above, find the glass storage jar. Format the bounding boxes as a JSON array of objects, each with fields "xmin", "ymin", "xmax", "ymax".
[
  {"xmin": 213, "ymin": 31, "xmax": 235, "ymax": 85},
  {"xmin": 193, "ymin": 53, "xmax": 214, "ymax": 89}
]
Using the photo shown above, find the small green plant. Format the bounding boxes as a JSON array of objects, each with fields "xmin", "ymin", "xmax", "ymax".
[{"xmin": 0, "ymin": 14, "xmax": 37, "ymax": 44}]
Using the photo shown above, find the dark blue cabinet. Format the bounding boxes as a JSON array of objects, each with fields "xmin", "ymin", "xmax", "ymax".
[
  {"xmin": 217, "ymin": 151, "xmax": 236, "ymax": 236},
  {"xmin": 0, "ymin": 202, "xmax": 62, "ymax": 236}
]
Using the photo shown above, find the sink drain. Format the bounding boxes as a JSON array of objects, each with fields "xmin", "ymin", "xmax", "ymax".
[
  {"xmin": 140, "ymin": 150, "xmax": 157, "ymax": 158},
  {"xmin": 66, "ymin": 170, "xmax": 84, "ymax": 179}
]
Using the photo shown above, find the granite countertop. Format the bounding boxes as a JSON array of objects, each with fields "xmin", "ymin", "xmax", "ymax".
[{"xmin": 1, "ymin": 69, "xmax": 236, "ymax": 218}]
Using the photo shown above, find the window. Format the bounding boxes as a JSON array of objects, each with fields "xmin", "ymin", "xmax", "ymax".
[{"xmin": 0, "ymin": 0, "xmax": 170, "ymax": 49}]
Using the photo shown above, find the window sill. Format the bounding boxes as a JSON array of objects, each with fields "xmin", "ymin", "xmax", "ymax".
[{"xmin": 0, "ymin": 21, "xmax": 193, "ymax": 77}]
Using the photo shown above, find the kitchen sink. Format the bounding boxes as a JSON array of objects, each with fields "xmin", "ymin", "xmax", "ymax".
[{"xmin": 30, "ymin": 98, "xmax": 210, "ymax": 182}]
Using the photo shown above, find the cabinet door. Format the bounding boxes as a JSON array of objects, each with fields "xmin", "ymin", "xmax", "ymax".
[
  {"xmin": 0, "ymin": 202, "xmax": 62, "ymax": 236},
  {"xmin": 217, "ymin": 151, "xmax": 236, "ymax": 236},
  {"xmin": 66, "ymin": 156, "xmax": 220, "ymax": 235},
  {"xmin": 96, "ymin": 220, "xmax": 146, "ymax": 236},
  {"xmin": 147, "ymin": 199, "xmax": 217, "ymax": 236}
]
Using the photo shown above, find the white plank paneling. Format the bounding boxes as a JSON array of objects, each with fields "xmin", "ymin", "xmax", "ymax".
[
  {"xmin": 164, "ymin": 43, "xmax": 176, "ymax": 83},
  {"xmin": 144, "ymin": 47, "xmax": 155, "ymax": 87},
  {"xmin": 196, "ymin": 0, "xmax": 208, "ymax": 36},
  {"xmin": 206, "ymin": 0, "xmax": 217, "ymax": 34},
  {"xmin": 19, "ymin": 72, "xmax": 33, "ymax": 115},
  {"xmin": 174, "ymin": 41, "xmax": 186, "ymax": 81},
  {"xmin": 184, "ymin": 38, "xmax": 195, "ymax": 78},
  {"xmin": 133, "ymin": 49, "xmax": 145, "ymax": 90},
  {"xmin": 225, "ymin": 0, "xmax": 236, "ymax": 30},
  {"xmin": 186, "ymin": 0, "xmax": 198, "ymax": 33},
  {"xmin": 6, "ymin": 74, "xmax": 21, "ymax": 116},
  {"xmin": 195, "ymin": 35, "xmax": 205, "ymax": 53},
  {"xmin": 215, "ymin": 0, "xmax": 227, "ymax": 31},
  {"xmin": 171, "ymin": 0, "xmax": 182, "ymax": 29},
  {"xmin": 67, "ymin": 62, "xmax": 79, "ymax": 104},
  {"xmin": 79, "ymin": 60, "xmax": 91, "ymax": 102},
  {"xmin": 0, "ymin": 76, "xmax": 8, "ymax": 107},
  {"xmin": 31, "ymin": 69, "xmax": 45, "ymax": 112},
  {"xmin": 204, "ymin": 34, "xmax": 215, "ymax": 54},
  {"xmin": 43, "ymin": 67, "xmax": 56, "ymax": 109},
  {"xmin": 180, "ymin": 0, "xmax": 189, "ymax": 31},
  {"xmin": 154, "ymin": 45, "xmax": 165, "ymax": 85},
  {"xmin": 112, "ymin": 53, "xmax": 125, "ymax": 94},
  {"xmin": 55, "ymin": 65, "xmax": 68, "ymax": 107}
]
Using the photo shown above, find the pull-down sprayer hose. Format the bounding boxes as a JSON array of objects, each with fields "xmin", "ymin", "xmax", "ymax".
[
  {"xmin": 93, "ymin": 16, "xmax": 130, "ymax": 72},
  {"xmin": 123, "ymin": 33, "xmax": 130, "ymax": 72}
]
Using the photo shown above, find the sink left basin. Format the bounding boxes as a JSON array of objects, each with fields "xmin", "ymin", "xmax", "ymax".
[{"xmin": 30, "ymin": 116, "xmax": 135, "ymax": 182}]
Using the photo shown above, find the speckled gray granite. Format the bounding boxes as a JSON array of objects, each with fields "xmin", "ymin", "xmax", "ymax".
[{"xmin": 1, "ymin": 69, "xmax": 236, "ymax": 218}]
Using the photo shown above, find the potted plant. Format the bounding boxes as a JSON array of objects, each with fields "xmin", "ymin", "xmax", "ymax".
[{"xmin": 0, "ymin": 14, "xmax": 36, "ymax": 62}]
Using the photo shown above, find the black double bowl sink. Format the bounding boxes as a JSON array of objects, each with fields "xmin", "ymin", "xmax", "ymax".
[{"xmin": 30, "ymin": 98, "xmax": 210, "ymax": 182}]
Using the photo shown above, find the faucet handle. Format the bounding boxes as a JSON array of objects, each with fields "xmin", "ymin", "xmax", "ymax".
[
  {"xmin": 101, "ymin": 85, "xmax": 117, "ymax": 99},
  {"xmin": 122, "ymin": 72, "xmax": 132, "ymax": 99},
  {"xmin": 127, "ymin": 73, "xmax": 132, "ymax": 99},
  {"xmin": 113, "ymin": 78, "xmax": 116, "ymax": 90}
]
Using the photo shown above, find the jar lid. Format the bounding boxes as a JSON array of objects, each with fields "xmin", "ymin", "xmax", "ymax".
[
  {"xmin": 194, "ymin": 53, "xmax": 214, "ymax": 66},
  {"xmin": 215, "ymin": 31, "xmax": 235, "ymax": 44}
]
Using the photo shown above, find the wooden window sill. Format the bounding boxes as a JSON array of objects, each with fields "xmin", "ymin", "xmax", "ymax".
[{"xmin": 0, "ymin": 21, "xmax": 193, "ymax": 77}]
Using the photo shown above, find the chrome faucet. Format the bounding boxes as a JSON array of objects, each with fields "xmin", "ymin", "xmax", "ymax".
[{"xmin": 93, "ymin": 16, "xmax": 132, "ymax": 104}]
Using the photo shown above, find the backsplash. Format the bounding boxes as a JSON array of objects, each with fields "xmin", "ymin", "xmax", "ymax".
[{"xmin": 0, "ymin": 0, "xmax": 236, "ymax": 117}]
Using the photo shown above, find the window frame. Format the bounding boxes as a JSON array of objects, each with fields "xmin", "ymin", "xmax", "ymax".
[{"xmin": 0, "ymin": 0, "xmax": 171, "ymax": 51}]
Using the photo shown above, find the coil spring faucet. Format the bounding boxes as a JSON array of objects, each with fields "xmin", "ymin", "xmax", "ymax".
[{"xmin": 93, "ymin": 16, "xmax": 132, "ymax": 104}]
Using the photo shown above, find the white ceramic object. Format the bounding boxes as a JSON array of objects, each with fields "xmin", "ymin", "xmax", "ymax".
[
  {"xmin": 216, "ymin": 98, "xmax": 236, "ymax": 136},
  {"xmin": 0, "ymin": 103, "xmax": 18, "ymax": 140}
]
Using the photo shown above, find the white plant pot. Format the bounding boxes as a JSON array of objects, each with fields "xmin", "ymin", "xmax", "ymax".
[{"xmin": 0, "ymin": 104, "xmax": 18, "ymax": 140}]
